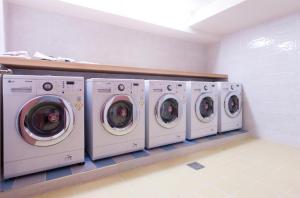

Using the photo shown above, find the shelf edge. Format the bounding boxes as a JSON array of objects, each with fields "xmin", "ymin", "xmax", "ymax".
[{"xmin": 0, "ymin": 57, "xmax": 228, "ymax": 79}]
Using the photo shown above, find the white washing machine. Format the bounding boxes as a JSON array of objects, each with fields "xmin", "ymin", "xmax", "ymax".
[
  {"xmin": 2, "ymin": 75, "xmax": 85, "ymax": 179},
  {"xmin": 145, "ymin": 80, "xmax": 186, "ymax": 149},
  {"xmin": 186, "ymin": 81, "xmax": 218, "ymax": 140},
  {"xmin": 217, "ymin": 82, "xmax": 242, "ymax": 133},
  {"xmin": 85, "ymin": 78, "xmax": 145, "ymax": 160}
]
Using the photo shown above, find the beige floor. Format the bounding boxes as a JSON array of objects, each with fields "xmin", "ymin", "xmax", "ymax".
[{"xmin": 35, "ymin": 137, "xmax": 300, "ymax": 198}]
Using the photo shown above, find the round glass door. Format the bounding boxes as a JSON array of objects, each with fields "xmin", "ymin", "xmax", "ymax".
[
  {"xmin": 156, "ymin": 94, "xmax": 182, "ymax": 129},
  {"xmin": 224, "ymin": 93, "xmax": 241, "ymax": 118},
  {"xmin": 18, "ymin": 95, "xmax": 74, "ymax": 147},
  {"xmin": 195, "ymin": 94, "xmax": 215, "ymax": 123},
  {"xmin": 102, "ymin": 95, "xmax": 138, "ymax": 136}
]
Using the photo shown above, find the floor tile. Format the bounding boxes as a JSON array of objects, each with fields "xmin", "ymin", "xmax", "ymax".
[{"xmin": 34, "ymin": 137, "xmax": 300, "ymax": 198}]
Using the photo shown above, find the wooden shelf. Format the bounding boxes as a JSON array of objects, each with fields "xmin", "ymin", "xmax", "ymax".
[{"xmin": 0, "ymin": 57, "xmax": 227, "ymax": 79}]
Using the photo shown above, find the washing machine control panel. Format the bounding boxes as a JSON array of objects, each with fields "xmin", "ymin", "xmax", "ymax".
[
  {"xmin": 37, "ymin": 80, "xmax": 83, "ymax": 95},
  {"xmin": 42, "ymin": 82, "xmax": 53, "ymax": 91},
  {"xmin": 94, "ymin": 79, "xmax": 144, "ymax": 108},
  {"xmin": 3, "ymin": 77, "xmax": 83, "ymax": 95},
  {"xmin": 231, "ymin": 84, "xmax": 241, "ymax": 91},
  {"xmin": 109, "ymin": 81, "xmax": 132, "ymax": 94},
  {"xmin": 192, "ymin": 82, "xmax": 216, "ymax": 93},
  {"xmin": 222, "ymin": 83, "xmax": 242, "ymax": 92},
  {"xmin": 150, "ymin": 81, "xmax": 186, "ymax": 95},
  {"xmin": 118, "ymin": 83, "xmax": 125, "ymax": 91},
  {"xmin": 3, "ymin": 78, "xmax": 35, "ymax": 95},
  {"xmin": 96, "ymin": 80, "xmax": 144, "ymax": 101}
]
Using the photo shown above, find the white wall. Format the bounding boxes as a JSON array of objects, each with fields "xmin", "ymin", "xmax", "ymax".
[
  {"xmin": 4, "ymin": 2, "xmax": 206, "ymax": 72},
  {"xmin": 9, "ymin": 1, "xmax": 300, "ymax": 147},
  {"xmin": 0, "ymin": 0, "xmax": 5, "ymax": 53},
  {"xmin": 206, "ymin": 13, "xmax": 300, "ymax": 147}
]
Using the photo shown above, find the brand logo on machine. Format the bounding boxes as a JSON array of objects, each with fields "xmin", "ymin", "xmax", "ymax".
[
  {"xmin": 65, "ymin": 154, "xmax": 73, "ymax": 161},
  {"xmin": 7, "ymin": 80, "xmax": 14, "ymax": 83}
]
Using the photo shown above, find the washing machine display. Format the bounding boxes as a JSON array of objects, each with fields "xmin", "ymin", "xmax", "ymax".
[
  {"xmin": 18, "ymin": 95, "xmax": 74, "ymax": 146},
  {"xmin": 186, "ymin": 82, "xmax": 218, "ymax": 140},
  {"xmin": 156, "ymin": 94, "xmax": 181, "ymax": 128},
  {"xmin": 102, "ymin": 95, "xmax": 138, "ymax": 136},
  {"xmin": 85, "ymin": 78, "xmax": 145, "ymax": 160},
  {"xmin": 3, "ymin": 75, "xmax": 85, "ymax": 179},
  {"xmin": 217, "ymin": 82, "xmax": 242, "ymax": 133},
  {"xmin": 145, "ymin": 80, "xmax": 186, "ymax": 149}
]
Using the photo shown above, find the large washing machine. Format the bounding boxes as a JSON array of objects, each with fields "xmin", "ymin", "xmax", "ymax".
[
  {"xmin": 217, "ymin": 82, "xmax": 242, "ymax": 133},
  {"xmin": 186, "ymin": 81, "xmax": 218, "ymax": 140},
  {"xmin": 85, "ymin": 78, "xmax": 145, "ymax": 160},
  {"xmin": 2, "ymin": 75, "xmax": 85, "ymax": 179},
  {"xmin": 145, "ymin": 80, "xmax": 186, "ymax": 149}
]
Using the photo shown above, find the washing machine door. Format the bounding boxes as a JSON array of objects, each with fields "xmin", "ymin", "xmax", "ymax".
[
  {"xmin": 102, "ymin": 95, "xmax": 138, "ymax": 136},
  {"xmin": 156, "ymin": 94, "xmax": 182, "ymax": 129},
  {"xmin": 195, "ymin": 93, "xmax": 215, "ymax": 123},
  {"xmin": 18, "ymin": 95, "xmax": 74, "ymax": 147},
  {"xmin": 224, "ymin": 92, "xmax": 241, "ymax": 118}
]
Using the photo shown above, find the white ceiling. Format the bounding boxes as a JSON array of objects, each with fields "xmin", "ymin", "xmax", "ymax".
[
  {"xmin": 191, "ymin": 0, "xmax": 300, "ymax": 35},
  {"xmin": 60, "ymin": 0, "xmax": 218, "ymax": 31},
  {"xmin": 5, "ymin": 0, "xmax": 300, "ymax": 43}
]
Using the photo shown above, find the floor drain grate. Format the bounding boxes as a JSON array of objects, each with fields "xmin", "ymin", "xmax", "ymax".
[{"xmin": 187, "ymin": 162, "xmax": 205, "ymax": 170}]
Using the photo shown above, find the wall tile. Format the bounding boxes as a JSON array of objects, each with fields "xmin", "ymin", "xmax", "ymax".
[
  {"xmin": 0, "ymin": 0, "xmax": 4, "ymax": 53},
  {"xmin": 4, "ymin": 2, "xmax": 206, "ymax": 72},
  {"xmin": 206, "ymin": 12, "xmax": 300, "ymax": 147}
]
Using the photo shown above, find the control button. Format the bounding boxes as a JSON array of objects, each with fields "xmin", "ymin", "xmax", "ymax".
[
  {"xmin": 43, "ymin": 82, "xmax": 53, "ymax": 91},
  {"xmin": 167, "ymin": 85, "xmax": 172, "ymax": 91},
  {"xmin": 204, "ymin": 85, "xmax": 208, "ymax": 91},
  {"xmin": 231, "ymin": 85, "xmax": 234, "ymax": 90},
  {"xmin": 118, "ymin": 84, "xmax": 125, "ymax": 91}
]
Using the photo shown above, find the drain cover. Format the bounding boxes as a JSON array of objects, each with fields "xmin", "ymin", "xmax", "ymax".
[{"xmin": 187, "ymin": 162, "xmax": 205, "ymax": 170}]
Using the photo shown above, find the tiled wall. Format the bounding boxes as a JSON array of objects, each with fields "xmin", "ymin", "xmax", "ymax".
[
  {"xmin": 0, "ymin": 0, "xmax": 5, "ymax": 53},
  {"xmin": 4, "ymin": 2, "xmax": 205, "ymax": 72},
  {"xmin": 206, "ymin": 13, "xmax": 300, "ymax": 147},
  {"xmin": 5, "ymin": 2, "xmax": 300, "ymax": 147}
]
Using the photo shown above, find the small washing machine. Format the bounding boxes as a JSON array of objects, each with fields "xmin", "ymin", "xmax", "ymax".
[
  {"xmin": 3, "ymin": 75, "xmax": 85, "ymax": 179},
  {"xmin": 217, "ymin": 82, "xmax": 242, "ymax": 133},
  {"xmin": 186, "ymin": 81, "xmax": 218, "ymax": 140},
  {"xmin": 145, "ymin": 80, "xmax": 186, "ymax": 149},
  {"xmin": 85, "ymin": 78, "xmax": 145, "ymax": 160}
]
